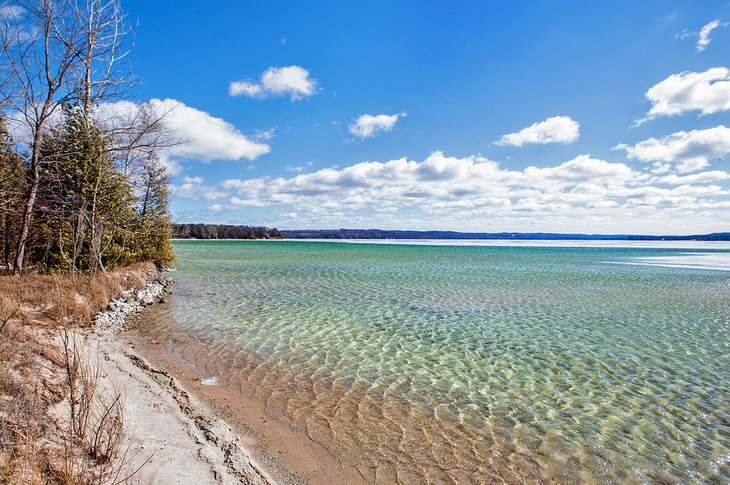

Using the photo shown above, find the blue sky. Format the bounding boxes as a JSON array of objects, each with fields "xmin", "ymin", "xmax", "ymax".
[{"xmin": 122, "ymin": 0, "xmax": 730, "ymax": 234}]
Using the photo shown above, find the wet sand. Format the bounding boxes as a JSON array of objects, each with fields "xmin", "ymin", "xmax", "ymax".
[{"xmin": 124, "ymin": 323, "xmax": 370, "ymax": 484}]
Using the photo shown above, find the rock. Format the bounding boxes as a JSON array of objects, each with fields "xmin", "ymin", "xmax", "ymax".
[{"xmin": 95, "ymin": 273, "xmax": 169, "ymax": 330}]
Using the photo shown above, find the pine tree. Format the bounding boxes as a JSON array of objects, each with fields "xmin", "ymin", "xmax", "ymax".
[
  {"xmin": 0, "ymin": 119, "xmax": 24, "ymax": 272},
  {"xmin": 133, "ymin": 158, "xmax": 175, "ymax": 267},
  {"xmin": 39, "ymin": 105, "xmax": 137, "ymax": 273}
]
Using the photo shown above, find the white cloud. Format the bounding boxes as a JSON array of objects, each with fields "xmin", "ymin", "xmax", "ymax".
[
  {"xmin": 675, "ymin": 28, "xmax": 691, "ymax": 41},
  {"xmin": 228, "ymin": 81, "xmax": 262, "ymax": 98},
  {"xmin": 229, "ymin": 66, "xmax": 317, "ymax": 100},
  {"xmin": 697, "ymin": 20, "xmax": 727, "ymax": 52},
  {"xmin": 218, "ymin": 152, "xmax": 642, "ymax": 214},
  {"xmin": 252, "ymin": 128, "xmax": 276, "ymax": 141},
  {"xmin": 190, "ymin": 150, "xmax": 730, "ymax": 233},
  {"xmin": 170, "ymin": 177, "xmax": 228, "ymax": 201},
  {"xmin": 638, "ymin": 67, "xmax": 730, "ymax": 123},
  {"xmin": 496, "ymin": 116, "xmax": 580, "ymax": 146},
  {"xmin": 348, "ymin": 113, "xmax": 406, "ymax": 139},
  {"xmin": 160, "ymin": 159, "xmax": 183, "ymax": 177},
  {"xmin": 286, "ymin": 161, "xmax": 313, "ymax": 173},
  {"xmin": 615, "ymin": 125, "xmax": 730, "ymax": 172},
  {"xmin": 657, "ymin": 171, "xmax": 729, "ymax": 185},
  {"xmin": 97, "ymin": 98, "xmax": 270, "ymax": 176},
  {"xmin": 148, "ymin": 99, "xmax": 270, "ymax": 162}
]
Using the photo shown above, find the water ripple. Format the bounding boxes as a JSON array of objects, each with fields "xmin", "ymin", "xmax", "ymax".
[{"xmin": 142, "ymin": 241, "xmax": 730, "ymax": 483}]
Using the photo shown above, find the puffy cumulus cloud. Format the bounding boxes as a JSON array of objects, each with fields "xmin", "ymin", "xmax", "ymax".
[
  {"xmin": 348, "ymin": 113, "xmax": 406, "ymax": 139},
  {"xmin": 161, "ymin": 159, "xmax": 183, "ymax": 177},
  {"xmin": 218, "ymin": 152, "xmax": 644, "ymax": 214},
  {"xmin": 229, "ymin": 66, "xmax": 317, "ymax": 101},
  {"xmin": 97, "ymin": 99, "xmax": 270, "ymax": 175},
  {"xmin": 524, "ymin": 155, "xmax": 637, "ymax": 184},
  {"xmin": 168, "ymin": 151, "xmax": 730, "ymax": 233},
  {"xmin": 638, "ymin": 68, "xmax": 730, "ymax": 123},
  {"xmin": 147, "ymin": 99, "xmax": 270, "ymax": 162},
  {"xmin": 657, "ymin": 171, "xmax": 729, "ymax": 185},
  {"xmin": 169, "ymin": 176, "xmax": 228, "ymax": 201},
  {"xmin": 615, "ymin": 125, "xmax": 730, "ymax": 172},
  {"xmin": 697, "ymin": 20, "xmax": 727, "ymax": 52},
  {"xmin": 496, "ymin": 116, "xmax": 580, "ymax": 147},
  {"xmin": 228, "ymin": 81, "xmax": 261, "ymax": 98}
]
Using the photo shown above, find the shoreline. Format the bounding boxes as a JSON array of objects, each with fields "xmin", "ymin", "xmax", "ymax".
[
  {"xmin": 123, "ymin": 311, "xmax": 370, "ymax": 484},
  {"xmin": 88, "ymin": 271, "xmax": 276, "ymax": 484},
  {"xmin": 171, "ymin": 237, "xmax": 730, "ymax": 249}
]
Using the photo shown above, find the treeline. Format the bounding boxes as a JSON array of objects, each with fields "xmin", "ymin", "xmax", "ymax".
[
  {"xmin": 0, "ymin": 0, "xmax": 174, "ymax": 275},
  {"xmin": 173, "ymin": 224, "xmax": 283, "ymax": 239},
  {"xmin": 281, "ymin": 229, "xmax": 730, "ymax": 241},
  {"xmin": 626, "ymin": 233, "xmax": 730, "ymax": 241}
]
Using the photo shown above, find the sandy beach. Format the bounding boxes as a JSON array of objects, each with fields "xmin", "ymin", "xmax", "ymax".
[
  {"xmin": 122, "ymin": 328, "xmax": 369, "ymax": 484},
  {"xmin": 89, "ymin": 273, "xmax": 370, "ymax": 484},
  {"xmin": 85, "ymin": 314, "xmax": 274, "ymax": 484},
  {"xmin": 0, "ymin": 266, "xmax": 281, "ymax": 484}
]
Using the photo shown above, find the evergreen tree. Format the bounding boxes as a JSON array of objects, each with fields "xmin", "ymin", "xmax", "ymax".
[
  {"xmin": 0, "ymin": 119, "xmax": 24, "ymax": 272},
  {"xmin": 133, "ymin": 159, "xmax": 175, "ymax": 267},
  {"xmin": 37, "ymin": 106, "xmax": 134, "ymax": 272}
]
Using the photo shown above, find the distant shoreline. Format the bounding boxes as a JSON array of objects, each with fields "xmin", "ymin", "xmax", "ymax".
[
  {"xmin": 280, "ymin": 229, "xmax": 730, "ymax": 241},
  {"xmin": 171, "ymin": 238, "xmax": 730, "ymax": 250},
  {"xmin": 172, "ymin": 224, "xmax": 730, "ymax": 242}
]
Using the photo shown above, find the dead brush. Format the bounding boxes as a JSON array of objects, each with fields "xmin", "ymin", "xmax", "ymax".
[
  {"xmin": 0, "ymin": 380, "xmax": 46, "ymax": 483},
  {"xmin": 60, "ymin": 328, "xmax": 98, "ymax": 439},
  {"xmin": 57, "ymin": 327, "xmax": 134, "ymax": 484},
  {"xmin": 0, "ymin": 296, "xmax": 47, "ymax": 483},
  {"xmin": 0, "ymin": 296, "xmax": 21, "ymax": 364},
  {"xmin": 1, "ymin": 265, "xmax": 156, "ymax": 483},
  {"xmin": 0, "ymin": 266, "xmax": 145, "ymax": 327}
]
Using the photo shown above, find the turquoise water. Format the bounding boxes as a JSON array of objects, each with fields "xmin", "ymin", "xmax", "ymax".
[{"xmin": 145, "ymin": 241, "xmax": 730, "ymax": 483}]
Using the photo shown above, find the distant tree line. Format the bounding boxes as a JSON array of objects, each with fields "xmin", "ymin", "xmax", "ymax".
[
  {"xmin": 173, "ymin": 224, "xmax": 283, "ymax": 240},
  {"xmin": 626, "ymin": 233, "xmax": 730, "ymax": 241},
  {"xmin": 0, "ymin": 0, "xmax": 175, "ymax": 275}
]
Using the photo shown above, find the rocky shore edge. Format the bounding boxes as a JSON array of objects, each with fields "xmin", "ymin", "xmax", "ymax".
[
  {"xmin": 87, "ymin": 269, "xmax": 275, "ymax": 484},
  {"xmin": 94, "ymin": 271, "xmax": 169, "ymax": 329}
]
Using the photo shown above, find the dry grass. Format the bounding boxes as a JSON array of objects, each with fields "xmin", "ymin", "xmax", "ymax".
[
  {"xmin": 0, "ymin": 263, "xmax": 158, "ymax": 484},
  {"xmin": 0, "ymin": 295, "xmax": 53, "ymax": 483},
  {"xmin": 0, "ymin": 262, "xmax": 152, "ymax": 327},
  {"xmin": 52, "ymin": 327, "xmax": 129, "ymax": 484}
]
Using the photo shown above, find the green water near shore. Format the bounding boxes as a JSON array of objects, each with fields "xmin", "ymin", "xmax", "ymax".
[{"xmin": 144, "ymin": 240, "xmax": 730, "ymax": 483}]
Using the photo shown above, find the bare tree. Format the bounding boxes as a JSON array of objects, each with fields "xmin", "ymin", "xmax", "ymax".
[
  {"xmin": 1, "ymin": 0, "xmax": 133, "ymax": 275},
  {"xmin": 2, "ymin": 0, "xmax": 81, "ymax": 274},
  {"xmin": 72, "ymin": 0, "xmax": 131, "ymax": 119}
]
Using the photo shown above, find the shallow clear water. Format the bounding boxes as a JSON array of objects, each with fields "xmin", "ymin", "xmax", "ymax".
[{"xmin": 144, "ymin": 241, "xmax": 730, "ymax": 483}]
